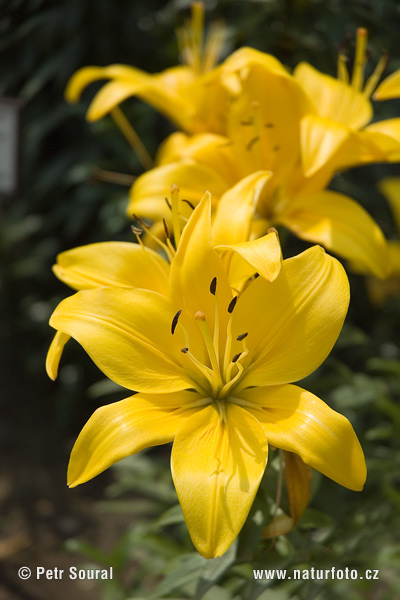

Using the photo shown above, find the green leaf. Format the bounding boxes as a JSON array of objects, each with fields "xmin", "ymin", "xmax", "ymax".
[
  {"xmin": 194, "ymin": 542, "xmax": 237, "ymax": 599},
  {"xmin": 149, "ymin": 554, "xmax": 207, "ymax": 599}
]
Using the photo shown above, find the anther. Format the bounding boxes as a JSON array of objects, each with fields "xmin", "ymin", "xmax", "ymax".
[
  {"xmin": 131, "ymin": 225, "xmax": 143, "ymax": 236},
  {"xmin": 182, "ymin": 198, "xmax": 195, "ymax": 211},
  {"xmin": 232, "ymin": 353, "xmax": 242, "ymax": 363},
  {"xmin": 171, "ymin": 310, "xmax": 182, "ymax": 335},
  {"xmin": 210, "ymin": 277, "xmax": 217, "ymax": 296},
  {"xmin": 228, "ymin": 296, "xmax": 238, "ymax": 313},
  {"xmin": 246, "ymin": 136, "xmax": 260, "ymax": 151},
  {"xmin": 165, "ymin": 197, "xmax": 172, "ymax": 210},
  {"xmin": 181, "ymin": 347, "xmax": 189, "ymax": 353},
  {"xmin": 237, "ymin": 332, "xmax": 248, "ymax": 341},
  {"xmin": 163, "ymin": 218, "xmax": 170, "ymax": 239},
  {"xmin": 195, "ymin": 311, "xmax": 206, "ymax": 321}
]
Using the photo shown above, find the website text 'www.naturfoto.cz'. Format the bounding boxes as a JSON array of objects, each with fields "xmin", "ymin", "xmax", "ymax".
[{"xmin": 253, "ymin": 567, "xmax": 379, "ymax": 581}]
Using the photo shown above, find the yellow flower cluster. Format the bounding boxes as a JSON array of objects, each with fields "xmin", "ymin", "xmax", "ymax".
[{"xmin": 47, "ymin": 3, "xmax": 400, "ymax": 558}]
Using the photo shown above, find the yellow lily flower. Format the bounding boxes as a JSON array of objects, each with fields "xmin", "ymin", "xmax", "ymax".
[
  {"xmin": 294, "ymin": 28, "xmax": 400, "ymax": 176},
  {"xmin": 47, "ymin": 180, "xmax": 281, "ymax": 380},
  {"xmin": 48, "ymin": 195, "xmax": 366, "ymax": 558},
  {"xmin": 65, "ymin": 2, "xmax": 229, "ymax": 136},
  {"xmin": 129, "ymin": 47, "xmax": 390, "ymax": 279}
]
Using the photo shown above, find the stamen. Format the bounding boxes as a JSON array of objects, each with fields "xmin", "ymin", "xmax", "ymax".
[
  {"xmin": 246, "ymin": 136, "xmax": 260, "ymax": 151},
  {"xmin": 220, "ymin": 362, "xmax": 244, "ymax": 398},
  {"xmin": 351, "ymin": 27, "xmax": 368, "ymax": 91},
  {"xmin": 237, "ymin": 332, "xmax": 248, "ymax": 341},
  {"xmin": 228, "ymin": 296, "xmax": 237, "ymax": 313},
  {"xmin": 170, "ymin": 184, "xmax": 182, "ymax": 248},
  {"xmin": 195, "ymin": 312, "xmax": 222, "ymax": 390},
  {"xmin": 210, "ymin": 277, "xmax": 220, "ymax": 363},
  {"xmin": 223, "ymin": 334, "xmax": 249, "ymax": 394},
  {"xmin": 165, "ymin": 197, "xmax": 172, "ymax": 210},
  {"xmin": 171, "ymin": 310, "xmax": 182, "ymax": 335},
  {"xmin": 132, "ymin": 215, "xmax": 174, "ymax": 261},
  {"xmin": 163, "ymin": 218, "xmax": 170, "ymax": 239},
  {"xmin": 131, "ymin": 225, "xmax": 145, "ymax": 248},
  {"xmin": 177, "ymin": 320, "xmax": 214, "ymax": 393},
  {"xmin": 210, "ymin": 276, "xmax": 217, "ymax": 295},
  {"xmin": 182, "ymin": 198, "xmax": 196, "ymax": 211},
  {"xmin": 364, "ymin": 51, "xmax": 389, "ymax": 98},
  {"xmin": 337, "ymin": 52, "xmax": 349, "ymax": 83}
]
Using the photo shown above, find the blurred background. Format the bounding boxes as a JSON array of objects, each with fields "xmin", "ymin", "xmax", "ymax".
[{"xmin": 1, "ymin": 0, "xmax": 400, "ymax": 598}]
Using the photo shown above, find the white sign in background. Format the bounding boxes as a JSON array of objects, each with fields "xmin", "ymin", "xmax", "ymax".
[{"xmin": 0, "ymin": 99, "xmax": 20, "ymax": 197}]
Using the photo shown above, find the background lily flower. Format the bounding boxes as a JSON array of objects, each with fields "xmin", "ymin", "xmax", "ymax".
[
  {"xmin": 47, "ymin": 195, "xmax": 366, "ymax": 559},
  {"xmin": 65, "ymin": 2, "xmax": 229, "ymax": 136},
  {"xmin": 128, "ymin": 48, "xmax": 390, "ymax": 279},
  {"xmin": 294, "ymin": 28, "xmax": 400, "ymax": 177}
]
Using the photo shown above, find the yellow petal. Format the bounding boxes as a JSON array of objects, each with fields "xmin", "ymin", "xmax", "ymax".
[
  {"xmin": 234, "ymin": 245, "xmax": 349, "ymax": 387},
  {"xmin": 171, "ymin": 402, "xmax": 268, "ymax": 558},
  {"xmin": 216, "ymin": 229, "xmax": 282, "ymax": 283},
  {"xmin": 49, "ymin": 287, "xmax": 190, "ymax": 393},
  {"xmin": 294, "ymin": 61, "xmax": 372, "ymax": 130},
  {"xmin": 170, "ymin": 194, "xmax": 233, "ymax": 355},
  {"xmin": 46, "ymin": 331, "xmax": 70, "ymax": 380},
  {"xmin": 53, "ymin": 241, "xmax": 169, "ymax": 294},
  {"xmin": 65, "ymin": 65, "xmax": 141, "ymax": 103},
  {"xmin": 241, "ymin": 384, "xmax": 366, "ymax": 491},
  {"xmin": 212, "ymin": 171, "xmax": 272, "ymax": 246},
  {"xmin": 364, "ymin": 118, "xmax": 400, "ymax": 161},
  {"xmin": 127, "ymin": 160, "xmax": 230, "ymax": 220},
  {"xmin": 373, "ymin": 68, "xmax": 400, "ymax": 100},
  {"xmin": 279, "ymin": 190, "xmax": 390, "ymax": 279},
  {"xmin": 68, "ymin": 391, "xmax": 199, "ymax": 487},
  {"xmin": 86, "ymin": 79, "xmax": 146, "ymax": 121},
  {"xmin": 227, "ymin": 61, "xmax": 310, "ymax": 181},
  {"xmin": 300, "ymin": 115, "xmax": 350, "ymax": 177},
  {"xmin": 378, "ymin": 177, "xmax": 400, "ymax": 231},
  {"xmin": 157, "ymin": 133, "xmax": 238, "ymax": 185},
  {"xmin": 222, "ymin": 46, "xmax": 292, "ymax": 80}
]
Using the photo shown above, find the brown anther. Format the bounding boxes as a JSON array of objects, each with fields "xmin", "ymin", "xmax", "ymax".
[
  {"xmin": 246, "ymin": 136, "xmax": 260, "ymax": 151},
  {"xmin": 227, "ymin": 296, "xmax": 238, "ymax": 314},
  {"xmin": 165, "ymin": 197, "xmax": 172, "ymax": 210},
  {"xmin": 210, "ymin": 277, "xmax": 217, "ymax": 296},
  {"xmin": 163, "ymin": 218, "xmax": 170, "ymax": 239},
  {"xmin": 132, "ymin": 214, "xmax": 149, "ymax": 230},
  {"xmin": 232, "ymin": 352, "xmax": 242, "ymax": 363},
  {"xmin": 171, "ymin": 310, "xmax": 182, "ymax": 335},
  {"xmin": 237, "ymin": 332, "xmax": 248, "ymax": 341},
  {"xmin": 264, "ymin": 123, "xmax": 274, "ymax": 128},
  {"xmin": 131, "ymin": 225, "xmax": 143, "ymax": 236},
  {"xmin": 181, "ymin": 347, "xmax": 189, "ymax": 353},
  {"xmin": 240, "ymin": 118, "xmax": 253, "ymax": 126},
  {"xmin": 195, "ymin": 311, "xmax": 206, "ymax": 321},
  {"xmin": 182, "ymin": 198, "xmax": 195, "ymax": 211}
]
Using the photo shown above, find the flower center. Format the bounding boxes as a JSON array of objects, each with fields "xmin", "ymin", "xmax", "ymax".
[{"xmin": 171, "ymin": 278, "xmax": 249, "ymax": 399}]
